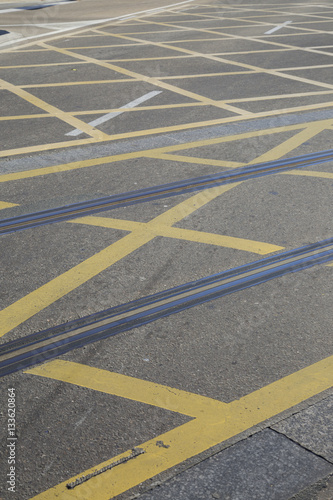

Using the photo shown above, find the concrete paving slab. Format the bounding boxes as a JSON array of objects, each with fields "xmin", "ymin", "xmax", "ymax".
[
  {"xmin": 273, "ymin": 396, "xmax": 333, "ymax": 463},
  {"xmin": 140, "ymin": 429, "xmax": 333, "ymax": 500}
]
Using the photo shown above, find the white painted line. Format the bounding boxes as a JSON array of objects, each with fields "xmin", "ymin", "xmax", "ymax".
[
  {"xmin": 0, "ymin": 2, "xmax": 72, "ymax": 14},
  {"xmin": 66, "ymin": 91, "xmax": 163, "ymax": 137},
  {"xmin": 0, "ymin": 0, "xmax": 196, "ymax": 48},
  {"xmin": 0, "ymin": 8, "xmax": 20, "ymax": 14},
  {"xmin": 265, "ymin": 21, "xmax": 292, "ymax": 35}
]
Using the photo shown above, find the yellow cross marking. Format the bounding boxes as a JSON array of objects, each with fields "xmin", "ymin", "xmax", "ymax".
[
  {"xmin": 69, "ymin": 215, "xmax": 284, "ymax": 255},
  {"xmin": 0, "ymin": 183, "xmax": 246, "ymax": 339},
  {"xmin": 26, "ymin": 356, "xmax": 333, "ymax": 499}
]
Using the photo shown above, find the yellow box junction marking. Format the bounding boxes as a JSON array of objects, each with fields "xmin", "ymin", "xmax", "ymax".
[
  {"xmin": 26, "ymin": 356, "xmax": 333, "ymax": 500},
  {"xmin": 0, "ymin": 78, "xmax": 110, "ymax": 141},
  {"xmin": 0, "ymin": 183, "xmax": 248, "ymax": 339},
  {"xmin": 1, "ymin": 118, "xmax": 333, "ymax": 183},
  {"xmin": 1, "ymin": 117, "xmax": 333, "ymax": 339},
  {"xmin": 69, "ymin": 215, "xmax": 283, "ymax": 255}
]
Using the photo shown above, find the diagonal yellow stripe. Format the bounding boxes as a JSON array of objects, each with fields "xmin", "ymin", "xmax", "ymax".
[
  {"xmin": 26, "ymin": 356, "xmax": 333, "ymax": 500},
  {"xmin": 0, "ymin": 78, "xmax": 110, "ymax": 140}
]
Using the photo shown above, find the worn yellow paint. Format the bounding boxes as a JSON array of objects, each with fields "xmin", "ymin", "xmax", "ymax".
[
  {"xmin": 227, "ymin": 89, "xmax": 333, "ymax": 104},
  {"xmin": 0, "ymin": 201, "xmax": 18, "ymax": 209},
  {"xmin": 20, "ymin": 79, "xmax": 134, "ymax": 88},
  {"xmin": 39, "ymin": 42, "xmax": 250, "ymax": 116},
  {"xmin": 0, "ymin": 114, "xmax": 49, "ymax": 121},
  {"xmin": 161, "ymin": 70, "xmax": 257, "ymax": 79},
  {"xmin": 27, "ymin": 355, "xmax": 333, "ymax": 500},
  {"xmin": 249, "ymin": 124, "xmax": 331, "ymax": 165},
  {"xmin": 26, "ymin": 359, "xmax": 226, "ymax": 418},
  {"xmin": 0, "ymin": 78, "xmax": 110, "ymax": 141},
  {"xmin": 282, "ymin": 170, "xmax": 333, "ymax": 179},
  {"xmin": 70, "ymin": 215, "xmax": 284, "ymax": 254},
  {"xmin": 2, "ymin": 117, "xmax": 333, "ymax": 180},
  {"xmin": 137, "ymin": 17, "xmax": 333, "ymax": 79},
  {"xmin": 145, "ymin": 152, "xmax": 242, "ymax": 168},
  {"xmin": 0, "ymin": 184, "xmax": 238, "ymax": 338}
]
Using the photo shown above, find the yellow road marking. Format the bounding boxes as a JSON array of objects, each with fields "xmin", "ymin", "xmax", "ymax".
[
  {"xmin": 160, "ymin": 70, "xmax": 258, "ymax": 79},
  {"xmin": 1, "ymin": 95, "xmax": 333, "ymax": 124},
  {"xmin": 0, "ymin": 114, "xmax": 49, "ymax": 121},
  {"xmin": 282, "ymin": 170, "xmax": 333, "ymax": 179},
  {"xmin": 0, "ymin": 78, "xmax": 110, "ymax": 140},
  {"xmin": 0, "ymin": 184, "xmax": 239, "ymax": 339},
  {"xmin": 227, "ymin": 89, "xmax": 333, "ymax": 104},
  {"xmin": 0, "ymin": 201, "xmax": 18, "ymax": 209},
  {"xmin": 2, "ymin": 118, "xmax": 333, "ymax": 181},
  {"xmin": 70, "ymin": 215, "xmax": 283, "ymax": 255},
  {"xmin": 20, "ymin": 79, "xmax": 134, "ymax": 88},
  {"xmin": 146, "ymin": 152, "xmax": 242, "ymax": 168},
  {"xmin": 27, "ymin": 356, "xmax": 333, "ymax": 500},
  {"xmin": 248, "ymin": 124, "xmax": 331, "ymax": 165},
  {"xmin": 39, "ymin": 42, "xmax": 250, "ymax": 116},
  {"xmin": 26, "ymin": 359, "xmax": 225, "ymax": 418},
  {"xmin": 136, "ymin": 17, "xmax": 333, "ymax": 79},
  {"xmin": 0, "ymin": 62, "xmax": 87, "ymax": 69}
]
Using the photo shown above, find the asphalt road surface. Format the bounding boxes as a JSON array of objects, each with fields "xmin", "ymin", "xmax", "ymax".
[{"xmin": 0, "ymin": 1, "xmax": 332, "ymax": 499}]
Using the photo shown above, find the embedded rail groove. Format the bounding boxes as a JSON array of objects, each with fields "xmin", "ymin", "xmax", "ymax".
[
  {"xmin": 0, "ymin": 238, "xmax": 332, "ymax": 377},
  {"xmin": 1, "ymin": 149, "xmax": 333, "ymax": 236}
]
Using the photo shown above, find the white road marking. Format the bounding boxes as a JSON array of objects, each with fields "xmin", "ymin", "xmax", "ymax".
[
  {"xmin": 66, "ymin": 91, "xmax": 163, "ymax": 137},
  {"xmin": 0, "ymin": 2, "xmax": 72, "ymax": 14},
  {"xmin": 0, "ymin": 0, "xmax": 197, "ymax": 48},
  {"xmin": 265, "ymin": 21, "xmax": 292, "ymax": 35},
  {"xmin": 0, "ymin": 9, "xmax": 19, "ymax": 14}
]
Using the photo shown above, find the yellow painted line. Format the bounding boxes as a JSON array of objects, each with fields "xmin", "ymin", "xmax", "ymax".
[
  {"xmin": 0, "ymin": 184, "xmax": 239, "ymax": 338},
  {"xmin": 249, "ymin": 124, "xmax": 331, "ymax": 165},
  {"xmin": 282, "ymin": 170, "xmax": 333, "ymax": 179},
  {"xmin": 160, "ymin": 70, "xmax": 258, "ymax": 79},
  {"xmin": 25, "ymin": 360, "xmax": 226, "ymax": 418},
  {"xmin": 0, "ymin": 62, "xmax": 87, "ymax": 69},
  {"xmin": 20, "ymin": 79, "xmax": 134, "ymax": 88},
  {"xmin": 27, "ymin": 356, "xmax": 333, "ymax": 500},
  {"xmin": 74, "ymin": 102, "xmax": 206, "ymax": 113},
  {"xmin": 2, "ymin": 118, "xmax": 333, "ymax": 180},
  {"xmin": 0, "ymin": 137, "xmax": 103, "ymax": 160},
  {"xmin": 0, "ymin": 78, "xmax": 110, "ymax": 141},
  {"xmin": 136, "ymin": 18, "xmax": 333, "ymax": 86},
  {"xmin": 0, "ymin": 151, "xmax": 146, "ymax": 183},
  {"xmin": 276, "ymin": 64, "xmax": 333, "ymax": 72},
  {"xmin": 227, "ymin": 90, "xmax": 333, "ymax": 104},
  {"xmin": 145, "ymin": 152, "xmax": 242, "ymax": 168},
  {"xmin": 70, "ymin": 216, "xmax": 284, "ymax": 255},
  {"xmin": 0, "ymin": 201, "xmax": 18, "ymax": 209},
  {"xmin": 108, "ymin": 54, "xmax": 196, "ymax": 62},
  {"xmin": 39, "ymin": 42, "xmax": 251, "ymax": 116},
  {"xmin": 0, "ymin": 114, "xmax": 49, "ymax": 121},
  {"xmin": 61, "ymin": 43, "xmax": 150, "ymax": 49}
]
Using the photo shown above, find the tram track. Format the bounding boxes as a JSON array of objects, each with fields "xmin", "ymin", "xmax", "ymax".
[
  {"xmin": 1, "ymin": 148, "xmax": 333, "ymax": 236},
  {"xmin": 1, "ymin": 237, "xmax": 332, "ymax": 377}
]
